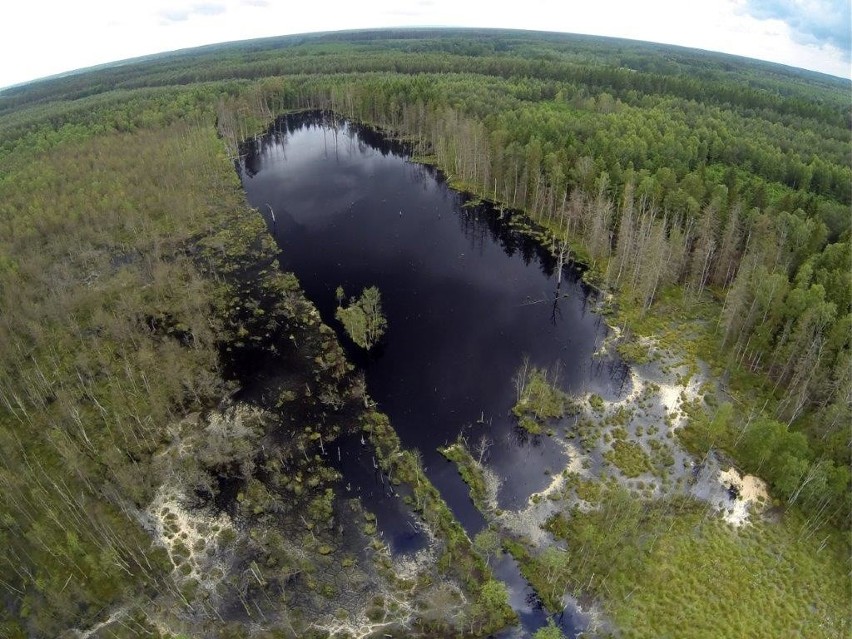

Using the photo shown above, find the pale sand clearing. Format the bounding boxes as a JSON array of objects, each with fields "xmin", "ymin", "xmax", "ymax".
[
  {"xmin": 146, "ymin": 406, "xmax": 252, "ymax": 588},
  {"xmin": 312, "ymin": 542, "xmax": 452, "ymax": 638},
  {"xmin": 504, "ymin": 340, "xmax": 768, "ymax": 532},
  {"xmin": 599, "ymin": 364, "xmax": 701, "ymax": 428},
  {"xmin": 689, "ymin": 459, "xmax": 769, "ymax": 527},
  {"xmin": 314, "ymin": 613, "xmax": 405, "ymax": 639},
  {"xmin": 147, "ymin": 484, "xmax": 234, "ymax": 587},
  {"xmin": 482, "ymin": 462, "xmax": 502, "ymax": 512},
  {"xmin": 718, "ymin": 467, "xmax": 770, "ymax": 526},
  {"xmin": 497, "ymin": 471, "xmax": 567, "ymax": 545},
  {"xmin": 563, "ymin": 440, "xmax": 586, "ymax": 475},
  {"xmin": 74, "ymin": 606, "xmax": 129, "ymax": 638},
  {"xmin": 493, "ymin": 437, "xmax": 593, "ymax": 543},
  {"xmin": 392, "ymin": 521, "xmax": 439, "ymax": 582}
]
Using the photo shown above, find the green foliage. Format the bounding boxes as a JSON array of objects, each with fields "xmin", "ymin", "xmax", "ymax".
[
  {"xmin": 588, "ymin": 394, "xmax": 605, "ymax": 412},
  {"xmin": 0, "ymin": 122, "xmax": 246, "ymax": 634},
  {"xmin": 604, "ymin": 440, "xmax": 652, "ymax": 478},
  {"xmin": 533, "ymin": 619, "xmax": 567, "ymax": 639},
  {"xmin": 1, "ymin": 26, "xmax": 850, "ymax": 637},
  {"xmin": 502, "ymin": 540, "xmax": 571, "ymax": 613},
  {"xmin": 0, "ymin": 89, "xmax": 361, "ymax": 636},
  {"xmin": 475, "ymin": 578, "xmax": 515, "ymax": 629},
  {"xmin": 616, "ymin": 339, "xmax": 653, "ymax": 364},
  {"xmin": 512, "ymin": 361, "xmax": 570, "ymax": 433},
  {"xmin": 542, "ymin": 489, "xmax": 850, "ymax": 638},
  {"xmin": 362, "ymin": 411, "xmax": 495, "ymax": 602},
  {"xmin": 680, "ymin": 401, "xmax": 848, "ymax": 524},
  {"xmin": 473, "ymin": 527, "xmax": 502, "ymax": 561},
  {"xmin": 335, "ymin": 285, "xmax": 387, "ymax": 349},
  {"xmin": 439, "ymin": 440, "xmax": 490, "ymax": 512},
  {"xmin": 574, "ymin": 478, "xmax": 603, "ymax": 503}
]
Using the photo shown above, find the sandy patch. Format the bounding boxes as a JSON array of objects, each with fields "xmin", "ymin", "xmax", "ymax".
[
  {"xmin": 144, "ymin": 401, "xmax": 269, "ymax": 589},
  {"xmin": 689, "ymin": 459, "xmax": 769, "ymax": 527},
  {"xmin": 566, "ymin": 340, "xmax": 772, "ymax": 528},
  {"xmin": 74, "ymin": 606, "xmax": 129, "ymax": 638},
  {"xmin": 594, "ymin": 320, "xmax": 622, "ymax": 358},
  {"xmin": 147, "ymin": 484, "xmax": 234, "ymax": 589},
  {"xmin": 311, "ymin": 579, "xmax": 416, "ymax": 638},
  {"xmin": 657, "ymin": 381, "xmax": 685, "ymax": 419},
  {"xmin": 482, "ymin": 463, "xmax": 502, "ymax": 512},
  {"xmin": 314, "ymin": 616, "xmax": 402, "ymax": 639},
  {"xmin": 599, "ymin": 364, "xmax": 700, "ymax": 427},
  {"xmin": 660, "ymin": 373, "xmax": 704, "ymax": 430},
  {"xmin": 563, "ymin": 441, "xmax": 586, "ymax": 475},
  {"xmin": 532, "ymin": 469, "xmax": 569, "ymax": 502},
  {"xmin": 492, "ymin": 438, "xmax": 590, "ymax": 543},
  {"xmin": 392, "ymin": 521, "xmax": 439, "ymax": 583},
  {"xmin": 718, "ymin": 467, "xmax": 769, "ymax": 526},
  {"xmin": 497, "ymin": 472, "xmax": 567, "ymax": 545}
]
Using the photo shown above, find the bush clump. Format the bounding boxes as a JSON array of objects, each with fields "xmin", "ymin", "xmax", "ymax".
[
  {"xmin": 335, "ymin": 285, "xmax": 387, "ymax": 349},
  {"xmin": 512, "ymin": 359, "xmax": 569, "ymax": 434}
]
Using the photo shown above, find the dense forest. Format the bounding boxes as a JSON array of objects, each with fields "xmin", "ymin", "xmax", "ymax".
[{"xmin": 0, "ymin": 29, "xmax": 849, "ymax": 638}]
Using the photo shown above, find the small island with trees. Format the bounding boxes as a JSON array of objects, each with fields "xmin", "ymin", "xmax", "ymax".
[{"xmin": 335, "ymin": 285, "xmax": 387, "ymax": 350}]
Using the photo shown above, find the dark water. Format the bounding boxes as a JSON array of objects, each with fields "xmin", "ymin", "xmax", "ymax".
[{"xmin": 238, "ymin": 112, "xmax": 627, "ymax": 637}]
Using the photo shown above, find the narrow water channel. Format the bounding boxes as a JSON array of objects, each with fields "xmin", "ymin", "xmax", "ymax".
[{"xmin": 238, "ymin": 111, "xmax": 628, "ymax": 637}]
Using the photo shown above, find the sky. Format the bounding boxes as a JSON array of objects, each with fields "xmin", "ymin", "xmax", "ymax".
[{"xmin": 1, "ymin": 0, "xmax": 849, "ymax": 89}]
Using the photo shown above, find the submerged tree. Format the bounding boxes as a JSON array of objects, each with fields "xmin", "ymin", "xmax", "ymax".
[{"xmin": 335, "ymin": 285, "xmax": 388, "ymax": 349}]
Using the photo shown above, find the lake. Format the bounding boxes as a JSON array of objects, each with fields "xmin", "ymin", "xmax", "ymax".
[{"xmin": 238, "ymin": 111, "xmax": 628, "ymax": 637}]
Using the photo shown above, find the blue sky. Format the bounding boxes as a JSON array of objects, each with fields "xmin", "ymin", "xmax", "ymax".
[
  {"xmin": 745, "ymin": 0, "xmax": 850, "ymax": 53},
  {"xmin": 1, "ymin": 0, "xmax": 849, "ymax": 88}
]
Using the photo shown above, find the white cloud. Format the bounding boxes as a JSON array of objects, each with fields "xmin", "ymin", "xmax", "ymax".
[
  {"xmin": 0, "ymin": 0, "xmax": 847, "ymax": 89},
  {"xmin": 743, "ymin": 0, "xmax": 851, "ymax": 53},
  {"xmin": 159, "ymin": 3, "xmax": 228, "ymax": 24}
]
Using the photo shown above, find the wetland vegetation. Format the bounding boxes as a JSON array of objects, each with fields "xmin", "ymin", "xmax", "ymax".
[
  {"xmin": 0, "ymin": 28, "xmax": 849, "ymax": 639},
  {"xmin": 512, "ymin": 360, "xmax": 573, "ymax": 435},
  {"xmin": 335, "ymin": 286, "xmax": 387, "ymax": 351}
]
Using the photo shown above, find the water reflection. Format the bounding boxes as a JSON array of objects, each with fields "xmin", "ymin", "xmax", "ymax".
[{"xmin": 238, "ymin": 111, "xmax": 628, "ymax": 637}]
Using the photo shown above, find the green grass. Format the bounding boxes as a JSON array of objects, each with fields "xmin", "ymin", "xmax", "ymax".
[
  {"xmin": 542, "ymin": 489, "xmax": 850, "ymax": 639},
  {"xmin": 574, "ymin": 478, "xmax": 604, "ymax": 503},
  {"xmin": 605, "ymin": 440, "xmax": 652, "ymax": 478},
  {"xmin": 624, "ymin": 515, "xmax": 849, "ymax": 638},
  {"xmin": 616, "ymin": 339, "xmax": 654, "ymax": 364},
  {"xmin": 647, "ymin": 438, "xmax": 675, "ymax": 471}
]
